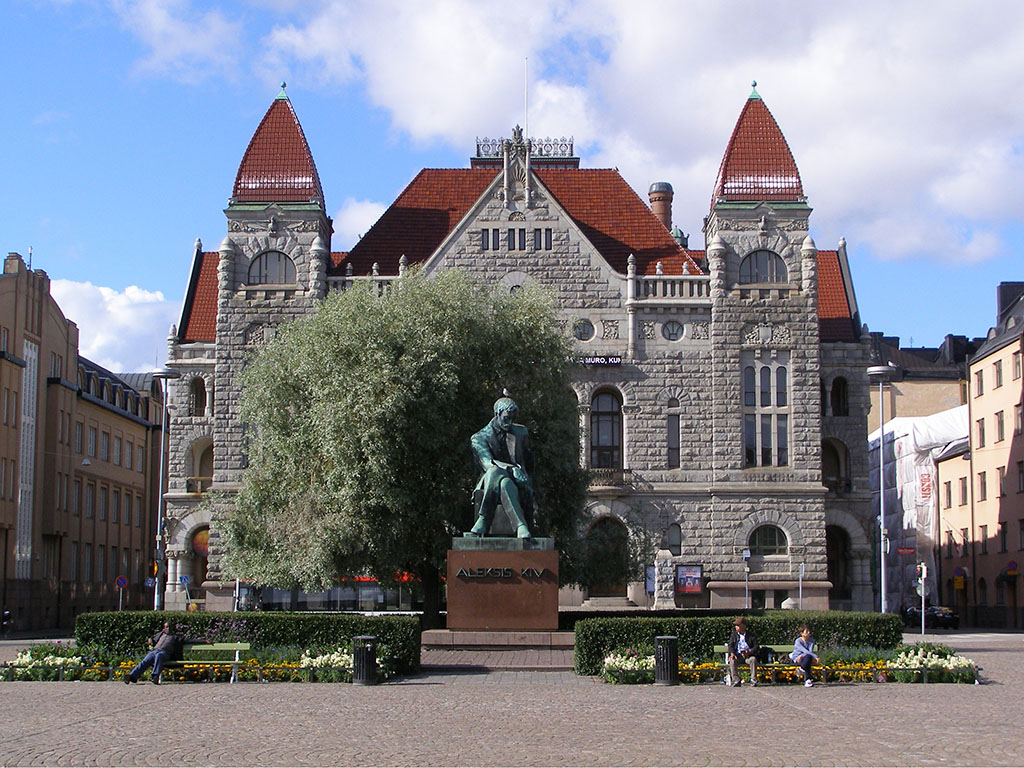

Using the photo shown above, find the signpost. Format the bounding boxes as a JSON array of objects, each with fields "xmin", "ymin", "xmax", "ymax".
[
  {"xmin": 115, "ymin": 575, "xmax": 128, "ymax": 611},
  {"xmin": 915, "ymin": 563, "xmax": 928, "ymax": 635}
]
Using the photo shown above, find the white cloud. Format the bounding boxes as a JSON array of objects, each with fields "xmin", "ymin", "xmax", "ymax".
[
  {"xmin": 332, "ymin": 198, "xmax": 388, "ymax": 251},
  {"xmin": 50, "ymin": 280, "xmax": 179, "ymax": 373},
  {"xmin": 110, "ymin": 0, "xmax": 243, "ymax": 83}
]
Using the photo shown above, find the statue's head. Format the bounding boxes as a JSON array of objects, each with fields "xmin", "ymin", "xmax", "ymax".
[{"xmin": 493, "ymin": 397, "xmax": 518, "ymax": 429}]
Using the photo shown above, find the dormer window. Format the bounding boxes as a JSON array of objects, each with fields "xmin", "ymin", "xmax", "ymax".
[
  {"xmin": 248, "ymin": 251, "xmax": 296, "ymax": 285},
  {"xmin": 739, "ymin": 249, "xmax": 787, "ymax": 284}
]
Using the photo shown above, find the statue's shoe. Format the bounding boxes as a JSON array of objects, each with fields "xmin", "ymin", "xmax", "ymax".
[{"xmin": 516, "ymin": 525, "xmax": 531, "ymax": 539}]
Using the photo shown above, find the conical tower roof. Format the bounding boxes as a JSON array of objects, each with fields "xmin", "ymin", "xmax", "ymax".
[
  {"xmin": 711, "ymin": 86, "xmax": 803, "ymax": 207},
  {"xmin": 232, "ymin": 86, "xmax": 325, "ymax": 206}
]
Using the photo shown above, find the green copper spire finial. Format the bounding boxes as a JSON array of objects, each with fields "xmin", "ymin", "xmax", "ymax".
[
  {"xmin": 749, "ymin": 80, "xmax": 760, "ymax": 100},
  {"xmin": 276, "ymin": 81, "xmax": 288, "ymax": 100}
]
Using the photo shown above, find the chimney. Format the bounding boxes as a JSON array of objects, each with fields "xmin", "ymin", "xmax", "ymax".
[{"xmin": 648, "ymin": 182, "xmax": 673, "ymax": 230}]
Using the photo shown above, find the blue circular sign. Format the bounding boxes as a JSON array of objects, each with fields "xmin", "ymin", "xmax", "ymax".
[{"xmin": 115, "ymin": 575, "xmax": 128, "ymax": 589}]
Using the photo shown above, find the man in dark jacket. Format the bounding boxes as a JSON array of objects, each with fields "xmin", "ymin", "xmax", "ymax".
[
  {"xmin": 726, "ymin": 616, "xmax": 760, "ymax": 687},
  {"xmin": 124, "ymin": 622, "xmax": 185, "ymax": 685}
]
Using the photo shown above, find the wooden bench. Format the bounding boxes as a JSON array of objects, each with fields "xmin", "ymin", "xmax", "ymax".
[
  {"xmin": 712, "ymin": 644, "xmax": 804, "ymax": 685},
  {"xmin": 161, "ymin": 642, "xmax": 251, "ymax": 683}
]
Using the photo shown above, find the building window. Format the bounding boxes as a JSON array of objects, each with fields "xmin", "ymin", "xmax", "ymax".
[
  {"xmin": 75, "ymin": 422, "xmax": 83, "ymax": 453},
  {"xmin": 481, "ymin": 229, "xmax": 489, "ymax": 251},
  {"xmin": 137, "ymin": 446, "xmax": 144, "ymax": 472},
  {"xmin": 738, "ymin": 250, "xmax": 787, "ymax": 284},
  {"xmin": 1014, "ymin": 351, "xmax": 1022, "ymax": 380},
  {"xmin": 87, "ymin": 426, "xmax": 97, "ymax": 457},
  {"xmin": 125, "ymin": 442, "xmax": 133, "ymax": 470},
  {"xmin": 977, "ymin": 418, "xmax": 986, "ymax": 447},
  {"xmin": 946, "ymin": 530, "xmax": 954, "ymax": 558},
  {"xmin": 112, "ymin": 490, "xmax": 119, "ymax": 524},
  {"xmin": 830, "ymin": 377, "xmax": 848, "ymax": 416},
  {"xmin": 247, "ymin": 251, "xmax": 296, "ymax": 285},
  {"xmin": 98, "ymin": 487, "xmax": 107, "ymax": 521},
  {"xmin": 1017, "ymin": 405, "xmax": 1023, "ymax": 436},
  {"xmin": 96, "ymin": 546, "xmax": 105, "ymax": 585},
  {"xmin": 189, "ymin": 378, "xmax": 207, "ymax": 416},
  {"xmin": 590, "ymin": 391, "xmax": 622, "ymax": 469},
  {"xmin": 959, "ymin": 477, "xmax": 968, "ymax": 505},
  {"xmin": 85, "ymin": 484, "xmax": 95, "ymax": 518},
  {"xmin": 100, "ymin": 432, "xmax": 109, "ymax": 461},
  {"xmin": 662, "ymin": 321, "xmax": 684, "ymax": 341},
  {"xmin": 125, "ymin": 494, "xmax": 132, "ymax": 527},
  {"xmin": 507, "ymin": 228, "xmax": 527, "ymax": 251},
  {"xmin": 975, "ymin": 370, "xmax": 984, "ymax": 396},
  {"xmin": 994, "ymin": 360, "xmax": 1004, "ymax": 388},
  {"xmin": 83, "ymin": 544, "xmax": 92, "ymax": 583},
  {"xmin": 667, "ymin": 413, "xmax": 680, "ymax": 469},
  {"xmin": 980, "ymin": 525, "xmax": 988, "ymax": 554},
  {"xmin": 73, "ymin": 480, "xmax": 81, "ymax": 516},
  {"xmin": 666, "ymin": 523, "xmax": 682, "ymax": 556},
  {"xmin": 999, "ymin": 522, "xmax": 1007, "ymax": 553},
  {"xmin": 135, "ymin": 494, "xmax": 142, "ymax": 527},
  {"xmin": 749, "ymin": 524, "xmax": 788, "ymax": 556},
  {"xmin": 978, "ymin": 471, "xmax": 987, "ymax": 501},
  {"xmin": 71, "ymin": 542, "xmax": 78, "ymax": 581},
  {"xmin": 943, "ymin": 481, "xmax": 952, "ymax": 509},
  {"xmin": 533, "ymin": 228, "xmax": 553, "ymax": 251},
  {"xmin": 996, "ymin": 411, "xmax": 1005, "ymax": 442},
  {"xmin": 113, "ymin": 437, "xmax": 121, "ymax": 466},
  {"xmin": 999, "ymin": 465, "xmax": 1007, "ymax": 495},
  {"xmin": 962, "ymin": 528, "xmax": 970, "ymax": 557},
  {"xmin": 743, "ymin": 357, "xmax": 789, "ymax": 467}
]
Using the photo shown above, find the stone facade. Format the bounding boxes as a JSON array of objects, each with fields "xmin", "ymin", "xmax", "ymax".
[{"xmin": 163, "ymin": 92, "xmax": 875, "ymax": 613}]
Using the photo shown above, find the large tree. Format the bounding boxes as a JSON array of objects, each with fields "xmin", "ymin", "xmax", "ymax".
[{"xmin": 222, "ymin": 269, "xmax": 589, "ymax": 623}]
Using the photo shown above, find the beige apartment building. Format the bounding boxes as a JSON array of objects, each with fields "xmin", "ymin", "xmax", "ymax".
[
  {"xmin": 937, "ymin": 282, "xmax": 1024, "ymax": 628},
  {"xmin": 1, "ymin": 252, "xmax": 162, "ymax": 630}
]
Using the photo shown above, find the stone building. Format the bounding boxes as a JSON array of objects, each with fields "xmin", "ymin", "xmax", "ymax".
[
  {"xmin": 0, "ymin": 253, "xmax": 162, "ymax": 630},
  {"xmin": 164, "ymin": 86, "xmax": 875, "ymax": 613}
]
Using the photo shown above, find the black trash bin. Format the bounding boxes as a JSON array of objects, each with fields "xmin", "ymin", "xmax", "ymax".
[
  {"xmin": 655, "ymin": 635, "xmax": 679, "ymax": 686},
  {"xmin": 352, "ymin": 635, "xmax": 378, "ymax": 686}
]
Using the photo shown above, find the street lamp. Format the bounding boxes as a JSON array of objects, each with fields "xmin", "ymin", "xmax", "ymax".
[
  {"xmin": 868, "ymin": 364, "xmax": 898, "ymax": 613},
  {"xmin": 151, "ymin": 366, "xmax": 180, "ymax": 610}
]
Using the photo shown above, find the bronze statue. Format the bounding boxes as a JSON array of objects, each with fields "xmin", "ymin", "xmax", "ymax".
[{"xmin": 467, "ymin": 397, "xmax": 534, "ymax": 538}]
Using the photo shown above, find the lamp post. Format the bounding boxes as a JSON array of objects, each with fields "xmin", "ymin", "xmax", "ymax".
[
  {"xmin": 868, "ymin": 364, "xmax": 898, "ymax": 613},
  {"xmin": 151, "ymin": 367, "xmax": 180, "ymax": 610}
]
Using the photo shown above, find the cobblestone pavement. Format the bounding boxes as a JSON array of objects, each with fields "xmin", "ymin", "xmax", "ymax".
[{"xmin": 1, "ymin": 631, "xmax": 1021, "ymax": 766}]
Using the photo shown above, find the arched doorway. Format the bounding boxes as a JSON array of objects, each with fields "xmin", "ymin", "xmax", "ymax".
[
  {"xmin": 585, "ymin": 517, "xmax": 629, "ymax": 597},
  {"xmin": 189, "ymin": 526, "xmax": 209, "ymax": 596},
  {"xmin": 826, "ymin": 525, "xmax": 853, "ymax": 609}
]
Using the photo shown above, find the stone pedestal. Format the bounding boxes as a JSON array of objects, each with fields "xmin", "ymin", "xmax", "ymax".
[{"xmin": 446, "ymin": 537, "xmax": 558, "ymax": 631}]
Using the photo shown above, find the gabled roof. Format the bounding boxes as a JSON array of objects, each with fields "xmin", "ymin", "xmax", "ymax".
[
  {"xmin": 178, "ymin": 250, "xmax": 219, "ymax": 342},
  {"xmin": 337, "ymin": 169, "xmax": 499, "ymax": 276},
  {"xmin": 712, "ymin": 92, "xmax": 803, "ymax": 206},
  {"xmin": 816, "ymin": 249, "xmax": 858, "ymax": 342},
  {"xmin": 232, "ymin": 92, "xmax": 325, "ymax": 206},
  {"xmin": 333, "ymin": 166, "xmax": 701, "ymax": 277}
]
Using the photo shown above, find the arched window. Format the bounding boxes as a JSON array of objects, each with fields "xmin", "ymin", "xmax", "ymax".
[
  {"xmin": 591, "ymin": 391, "xmax": 622, "ymax": 469},
  {"xmin": 188, "ymin": 378, "xmax": 207, "ymax": 417},
  {"xmin": 749, "ymin": 524, "xmax": 788, "ymax": 556},
  {"xmin": 822, "ymin": 438, "xmax": 851, "ymax": 494},
  {"xmin": 742, "ymin": 355, "xmax": 790, "ymax": 468},
  {"xmin": 826, "ymin": 525, "xmax": 852, "ymax": 603},
  {"xmin": 667, "ymin": 398, "xmax": 680, "ymax": 469},
  {"xmin": 247, "ymin": 251, "xmax": 296, "ymax": 285},
  {"xmin": 830, "ymin": 377, "xmax": 849, "ymax": 416},
  {"xmin": 666, "ymin": 523, "xmax": 682, "ymax": 556},
  {"xmin": 739, "ymin": 250, "xmax": 788, "ymax": 284}
]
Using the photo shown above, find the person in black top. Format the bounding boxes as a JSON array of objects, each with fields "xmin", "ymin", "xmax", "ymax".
[
  {"xmin": 725, "ymin": 616, "xmax": 760, "ymax": 687},
  {"xmin": 124, "ymin": 622, "xmax": 186, "ymax": 685}
]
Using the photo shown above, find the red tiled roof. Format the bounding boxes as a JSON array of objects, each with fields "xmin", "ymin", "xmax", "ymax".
[
  {"xmin": 232, "ymin": 96, "xmax": 325, "ymax": 205},
  {"xmin": 535, "ymin": 169, "xmax": 702, "ymax": 276},
  {"xmin": 180, "ymin": 251, "xmax": 219, "ymax": 342},
  {"xmin": 816, "ymin": 249, "xmax": 858, "ymax": 342},
  {"xmin": 334, "ymin": 167, "xmax": 701, "ymax": 277},
  {"xmin": 336, "ymin": 169, "xmax": 499, "ymax": 276},
  {"xmin": 712, "ymin": 96, "xmax": 803, "ymax": 206}
]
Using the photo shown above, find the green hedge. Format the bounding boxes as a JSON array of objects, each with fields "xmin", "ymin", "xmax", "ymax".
[
  {"xmin": 573, "ymin": 611, "xmax": 904, "ymax": 675},
  {"xmin": 74, "ymin": 612, "xmax": 421, "ymax": 675}
]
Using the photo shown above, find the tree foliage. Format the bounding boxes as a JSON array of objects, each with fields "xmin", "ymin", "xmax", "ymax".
[{"xmin": 221, "ymin": 269, "xmax": 588, "ymax": 608}]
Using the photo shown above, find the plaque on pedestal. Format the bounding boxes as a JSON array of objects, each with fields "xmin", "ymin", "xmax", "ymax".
[{"xmin": 446, "ymin": 538, "xmax": 558, "ymax": 631}]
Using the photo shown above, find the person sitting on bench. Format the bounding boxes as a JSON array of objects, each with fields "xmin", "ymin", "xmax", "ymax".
[
  {"xmin": 124, "ymin": 622, "xmax": 187, "ymax": 685},
  {"xmin": 726, "ymin": 616, "xmax": 759, "ymax": 687}
]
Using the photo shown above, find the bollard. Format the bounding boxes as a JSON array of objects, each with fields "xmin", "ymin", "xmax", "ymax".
[
  {"xmin": 352, "ymin": 635, "xmax": 378, "ymax": 686},
  {"xmin": 654, "ymin": 635, "xmax": 679, "ymax": 686}
]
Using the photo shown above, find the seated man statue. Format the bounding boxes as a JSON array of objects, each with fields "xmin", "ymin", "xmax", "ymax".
[{"xmin": 467, "ymin": 396, "xmax": 534, "ymax": 539}]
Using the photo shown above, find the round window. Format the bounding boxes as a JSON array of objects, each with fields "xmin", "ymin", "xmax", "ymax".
[
  {"xmin": 573, "ymin": 319, "xmax": 595, "ymax": 341},
  {"xmin": 662, "ymin": 321, "xmax": 684, "ymax": 341}
]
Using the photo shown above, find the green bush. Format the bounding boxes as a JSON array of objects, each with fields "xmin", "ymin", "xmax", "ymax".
[
  {"xmin": 573, "ymin": 611, "xmax": 904, "ymax": 675},
  {"xmin": 74, "ymin": 611, "xmax": 421, "ymax": 675}
]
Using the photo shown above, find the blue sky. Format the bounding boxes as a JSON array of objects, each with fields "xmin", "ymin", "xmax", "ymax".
[{"xmin": 4, "ymin": 0, "xmax": 1024, "ymax": 371}]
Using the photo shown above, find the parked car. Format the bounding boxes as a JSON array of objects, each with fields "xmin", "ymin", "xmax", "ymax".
[{"xmin": 903, "ymin": 604, "xmax": 959, "ymax": 629}]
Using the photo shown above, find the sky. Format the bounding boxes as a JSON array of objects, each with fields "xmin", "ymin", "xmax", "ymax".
[{"xmin": 4, "ymin": 0, "xmax": 1024, "ymax": 372}]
